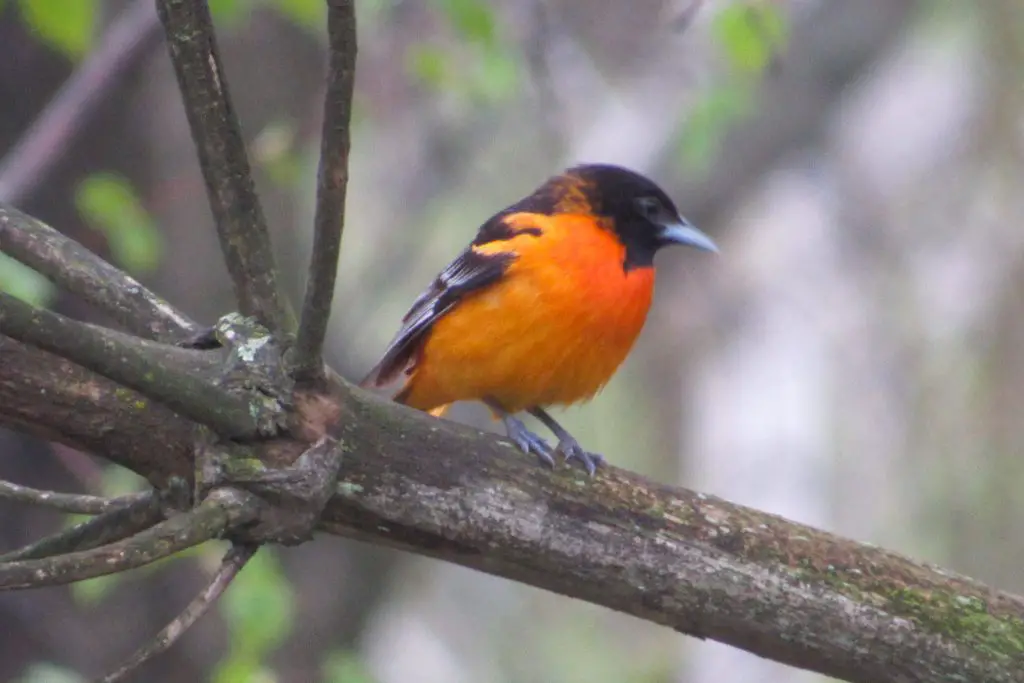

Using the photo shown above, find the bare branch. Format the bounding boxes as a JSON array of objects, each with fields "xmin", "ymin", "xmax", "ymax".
[
  {"xmin": 311, "ymin": 386, "xmax": 1024, "ymax": 683},
  {"xmin": 4, "ymin": 307, "xmax": 1023, "ymax": 680},
  {"xmin": 154, "ymin": 0, "xmax": 286, "ymax": 333},
  {"xmin": 0, "ymin": 336, "xmax": 193, "ymax": 483},
  {"xmin": 0, "ymin": 488, "xmax": 253, "ymax": 590},
  {"xmin": 99, "ymin": 542, "xmax": 258, "ymax": 683},
  {"xmin": 0, "ymin": 0, "xmax": 162, "ymax": 205},
  {"xmin": 291, "ymin": 0, "xmax": 358, "ymax": 382},
  {"xmin": 0, "ymin": 204, "xmax": 198, "ymax": 342},
  {"xmin": 0, "ymin": 491, "xmax": 164, "ymax": 562},
  {"xmin": 0, "ymin": 479, "xmax": 149, "ymax": 515},
  {"xmin": 0, "ymin": 296, "xmax": 260, "ymax": 438}
]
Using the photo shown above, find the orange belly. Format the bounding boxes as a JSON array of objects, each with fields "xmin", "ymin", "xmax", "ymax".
[{"xmin": 398, "ymin": 215, "xmax": 655, "ymax": 413}]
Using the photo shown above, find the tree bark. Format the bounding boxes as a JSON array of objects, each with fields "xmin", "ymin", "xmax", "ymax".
[{"xmin": 2, "ymin": 343, "xmax": 1022, "ymax": 682}]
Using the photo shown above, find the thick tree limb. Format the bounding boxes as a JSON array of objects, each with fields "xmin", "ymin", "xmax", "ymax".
[
  {"xmin": 99, "ymin": 542, "xmax": 258, "ymax": 683},
  {"xmin": 0, "ymin": 204, "xmax": 198, "ymax": 342},
  {"xmin": 0, "ymin": 479, "xmax": 148, "ymax": 515},
  {"xmin": 0, "ymin": 492, "xmax": 164, "ymax": 562},
  {"xmin": 0, "ymin": 336, "xmax": 192, "ymax": 484},
  {"xmin": 312, "ymin": 385, "xmax": 1024, "ymax": 683},
  {"xmin": 5, "ymin": 341, "xmax": 1019, "ymax": 681},
  {"xmin": 0, "ymin": 488, "xmax": 252, "ymax": 590},
  {"xmin": 291, "ymin": 0, "xmax": 358, "ymax": 383},
  {"xmin": 0, "ymin": 0, "xmax": 162, "ymax": 205},
  {"xmin": 155, "ymin": 0, "xmax": 286, "ymax": 333},
  {"xmin": 0, "ymin": 295, "xmax": 259, "ymax": 438}
]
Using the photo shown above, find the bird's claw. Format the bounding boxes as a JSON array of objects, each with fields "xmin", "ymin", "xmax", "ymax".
[
  {"xmin": 504, "ymin": 418, "xmax": 556, "ymax": 469},
  {"xmin": 556, "ymin": 439, "xmax": 604, "ymax": 476}
]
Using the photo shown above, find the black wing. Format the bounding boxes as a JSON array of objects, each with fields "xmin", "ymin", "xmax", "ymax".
[
  {"xmin": 359, "ymin": 246, "xmax": 515, "ymax": 387},
  {"xmin": 360, "ymin": 206, "xmax": 548, "ymax": 388}
]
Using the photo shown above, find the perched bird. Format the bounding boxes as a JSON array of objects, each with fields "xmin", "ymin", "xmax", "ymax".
[{"xmin": 361, "ymin": 164, "xmax": 717, "ymax": 474}]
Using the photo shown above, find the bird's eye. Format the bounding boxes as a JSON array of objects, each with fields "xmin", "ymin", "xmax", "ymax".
[{"xmin": 635, "ymin": 196, "xmax": 661, "ymax": 218}]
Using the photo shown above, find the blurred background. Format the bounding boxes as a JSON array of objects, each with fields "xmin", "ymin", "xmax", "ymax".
[{"xmin": 1, "ymin": 0, "xmax": 1022, "ymax": 681}]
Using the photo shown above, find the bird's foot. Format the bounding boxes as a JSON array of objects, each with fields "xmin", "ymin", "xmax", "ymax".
[
  {"xmin": 555, "ymin": 437, "xmax": 605, "ymax": 477},
  {"xmin": 503, "ymin": 416, "xmax": 556, "ymax": 469}
]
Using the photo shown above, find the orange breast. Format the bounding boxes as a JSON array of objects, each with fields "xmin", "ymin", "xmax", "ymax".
[{"xmin": 400, "ymin": 214, "xmax": 655, "ymax": 413}]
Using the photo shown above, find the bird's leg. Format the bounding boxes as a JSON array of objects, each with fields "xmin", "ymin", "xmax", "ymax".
[
  {"xmin": 483, "ymin": 398, "xmax": 555, "ymax": 469},
  {"xmin": 528, "ymin": 407, "xmax": 604, "ymax": 476}
]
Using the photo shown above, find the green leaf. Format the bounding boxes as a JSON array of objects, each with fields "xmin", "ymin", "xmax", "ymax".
[
  {"xmin": 0, "ymin": 253, "xmax": 54, "ymax": 305},
  {"xmin": 470, "ymin": 48, "xmax": 518, "ymax": 103},
  {"xmin": 99, "ymin": 463, "xmax": 148, "ymax": 497},
  {"xmin": 15, "ymin": 663, "xmax": 86, "ymax": 683},
  {"xmin": 220, "ymin": 548, "xmax": 294, "ymax": 661},
  {"xmin": 435, "ymin": 0, "xmax": 496, "ymax": 47},
  {"xmin": 209, "ymin": 0, "xmax": 247, "ymax": 25},
  {"xmin": 270, "ymin": 0, "xmax": 325, "ymax": 35},
  {"xmin": 323, "ymin": 650, "xmax": 378, "ymax": 683},
  {"xmin": 212, "ymin": 657, "xmax": 274, "ymax": 683},
  {"xmin": 71, "ymin": 573, "xmax": 121, "ymax": 605},
  {"xmin": 252, "ymin": 121, "xmax": 304, "ymax": 189},
  {"xmin": 712, "ymin": 2, "xmax": 787, "ymax": 75},
  {"xmin": 75, "ymin": 173, "xmax": 163, "ymax": 275},
  {"xmin": 677, "ymin": 84, "xmax": 751, "ymax": 170},
  {"xmin": 406, "ymin": 43, "xmax": 451, "ymax": 90},
  {"xmin": 17, "ymin": 0, "xmax": 98, "ymax": 59}
]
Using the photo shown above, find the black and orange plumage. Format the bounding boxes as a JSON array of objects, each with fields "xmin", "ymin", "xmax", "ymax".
[{"xmin": 361, "ymin": 164, "xmax": 717, "ymax": 474}]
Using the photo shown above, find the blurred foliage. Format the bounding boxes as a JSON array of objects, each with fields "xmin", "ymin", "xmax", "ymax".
[
  {"xmin": 268, "ymin": 0, "xmax": 325, "ymax": 35},
  {"xmin": 322, "ymin": 650, "xmax": 379, "ymax": 683},
  {"xmin": 15, "ymin": 662, "xmax": 87, "ymax": 683},
  {"xmin": 252, "ymin": 121, "xmax": 305, "ymax": 190},
  {"xmin": 406, "ymin": 0, "xmax": 519, "ymax": 104},
  {"xmin": 16, "ymin": 0, "xmax": 97, "ymax": 59},
  {"xmin": 678, "ymin": 1, "xmax": 788, "ymax": 170},
  {"xmin": 212, "ymin": 548, "xmax": 295, "ymax": 683},
  {"xmin": 210, "ymin": 0, "xmax": 324, "ymax": 35},
  {"xmin": 713, "ymin": 1, "xmax": 787, "ymax": 74},
  {"xmin": 75, "ymin": 172, "xmax": 163, "ymax": 276},
  {"xmin": 0, "ymin": 253, "xmax": 54, "ymax": 305}
]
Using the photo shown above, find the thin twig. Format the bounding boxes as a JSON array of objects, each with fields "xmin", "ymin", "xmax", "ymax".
[
  {"xmin": 0, "ymin": 479, "xmax": 149, "ymax": 515},
  {"xmin": 0, "ymin": 294, "xmax": 260, "ymax": 438},
  {"xmin": 155, "ymin": 0, "xmax": 286, "ymax": 333},
  {"xmin": 0, "ymin": 204, "xmax": 198, "ymax": 342},
  {"xmin": 99, "ymin": 542, "xmax": 259, "ymax": 683},
  {"xmin": 291, "ymin": 0, "xmax": 358, "ymax": 382},
  {"xmin": 0, "ymin": 488, "xmax": 253, "ymax": 590},
  {"xmin": 0, "ymin": 492, "xmax": 163, "ymax": 562},
  {"xmin": 0, "ymin": 0, "xmax": 162, "ymax": 205}
]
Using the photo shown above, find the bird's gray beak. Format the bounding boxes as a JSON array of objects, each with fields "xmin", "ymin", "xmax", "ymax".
[{"xmin": 657, "ymin": 218, "xmax": 719, "ymax": 253}]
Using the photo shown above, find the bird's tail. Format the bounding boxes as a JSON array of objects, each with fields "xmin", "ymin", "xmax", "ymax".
[{"xmin": 392, "ymin": 379, "xmax": 451, "ymax": 419}]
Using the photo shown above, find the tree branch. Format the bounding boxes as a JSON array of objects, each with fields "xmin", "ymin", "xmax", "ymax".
[
  {"xmin": 0, "ymin": 0, "xmax": 162, "ymax": 205},
  {"xmin": 4, "ymin": 333, "xmax": 1024, "ymax": 680},
  {"xmin": 0, "ymin": 204, "xmax": 198, "ymax": 342},
  {"xmin": 0, "ymin": 491, "xmax": 164, "ymax": 562},
  {"xmin": 99, "ymin": 542, "xmax": 258, "ymax": 683},
  {"xmin": 309, "ymin": 385, "xmax": 1024, "ymax": 683},
  {"xmin": 0, "ymin": 479, "xmax": 149, "ymax": 515},
  {"xmin": 154, "ymin": 0, "xmax": 286, "ymax": 333},
  {"xmin": 0, "ymin": 488, "xmax": 253, "ymax": 590},
  {"xmin": 0, "ymin": 296, "xmax": 260, "ymax": 438},
  {"xmin": 0, "ymin": 336, "xmax": 193, "ymax": 484},
  {"xmin": 291, "ymin": 0, "xmax": 357, "ymax": 383}
]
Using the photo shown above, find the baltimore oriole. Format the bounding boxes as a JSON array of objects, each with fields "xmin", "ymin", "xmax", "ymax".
[{"xmin": 361, "ymin": 164, "xmax": 717, "ymax": 474}]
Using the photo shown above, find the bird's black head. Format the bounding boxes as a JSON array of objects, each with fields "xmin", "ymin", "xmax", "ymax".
[{"xmin": 562, "ymin": 163, "xmax": 718, "ymax": 270}]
